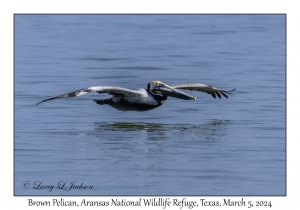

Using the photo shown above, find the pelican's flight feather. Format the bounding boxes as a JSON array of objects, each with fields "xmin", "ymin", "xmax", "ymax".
[
  {"xmin": 168, "ymin": 83, "xmax": 236, "ymax": 99},
  {"xmin": 36, "ymin": 86, "xmax": 138, "ymax": 105}
]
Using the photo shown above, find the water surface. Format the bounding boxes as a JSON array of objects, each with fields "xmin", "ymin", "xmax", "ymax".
[{"xmin": 15, "ymin": 15, "xmax": 285, "ymax": 195}]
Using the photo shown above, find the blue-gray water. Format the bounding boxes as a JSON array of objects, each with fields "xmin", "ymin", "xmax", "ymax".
[{"xmin": 15, "ymin": 15, "xmax": 285, "ymax": 195}]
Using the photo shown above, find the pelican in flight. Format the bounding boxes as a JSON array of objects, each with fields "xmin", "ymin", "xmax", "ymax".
[{"xmin": 36, "ymin": 80, "xmax": 235, "ymax": 111}]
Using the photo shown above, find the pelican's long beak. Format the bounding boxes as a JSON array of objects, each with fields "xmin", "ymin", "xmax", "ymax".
[{"xmin": 153, "ymin": 84, "xmax": 196, "ymax": 100}]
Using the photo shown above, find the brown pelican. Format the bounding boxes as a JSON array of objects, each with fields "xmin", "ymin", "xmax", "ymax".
[{"xmin": 36, "ymin": 80, "xmax": 235, "ymax": 111}]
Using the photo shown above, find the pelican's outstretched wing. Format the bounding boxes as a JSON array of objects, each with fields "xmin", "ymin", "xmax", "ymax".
[
  {"xmin": 36, "ymin": 86, "xmax": 138, "ymax": 105},
  {"xmin": 168, "ymin": 83, "xmax": 236, "ymax": 99}
]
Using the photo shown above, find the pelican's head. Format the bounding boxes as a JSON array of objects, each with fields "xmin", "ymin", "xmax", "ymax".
[{"xmin": 147, "ymin": 80, "xmax": 196, "ymax": 100}]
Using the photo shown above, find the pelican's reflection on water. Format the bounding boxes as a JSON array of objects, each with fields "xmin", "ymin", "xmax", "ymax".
[{"xmin": 91, "ymin": 119, "xmax": 230, "ymax": 142}]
